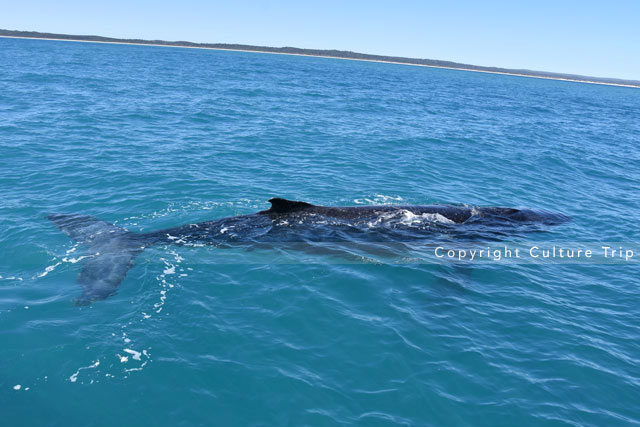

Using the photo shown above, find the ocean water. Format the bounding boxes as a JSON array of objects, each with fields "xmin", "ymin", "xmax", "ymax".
[{"xmin": 1, "ymin": 36, "xmax": 640, "ymax": 426}]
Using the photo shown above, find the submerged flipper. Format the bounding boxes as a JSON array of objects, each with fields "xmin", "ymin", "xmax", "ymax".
[{"xmin": 47, "ymin": 214, "xmax": 146, "ymax": 305}]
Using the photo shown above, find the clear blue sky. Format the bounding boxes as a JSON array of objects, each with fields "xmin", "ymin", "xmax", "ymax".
[{"xmin": 3, "ymin": 0, "xmax": 639, "ymax": 80}]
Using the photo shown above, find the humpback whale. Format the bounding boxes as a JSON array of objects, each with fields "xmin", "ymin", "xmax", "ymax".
[{"xmin": 48, "ymin": 198, "xmax": 569, "ymax": 305}]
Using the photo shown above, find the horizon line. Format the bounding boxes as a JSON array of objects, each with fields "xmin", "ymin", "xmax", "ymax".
[{"xmin": 1, "ymin": 29, "xmax": 638, "ymax": 89}]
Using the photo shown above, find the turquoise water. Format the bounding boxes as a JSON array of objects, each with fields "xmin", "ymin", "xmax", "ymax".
[{"xmin": 1, "ymin": 37, "xmax": 640, "ymax": 426}]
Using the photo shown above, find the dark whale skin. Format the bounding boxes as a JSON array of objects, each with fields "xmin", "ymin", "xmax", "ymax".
[{"xmin": 48, "ymin": 198, "xmax": 569, "ymax": 304}]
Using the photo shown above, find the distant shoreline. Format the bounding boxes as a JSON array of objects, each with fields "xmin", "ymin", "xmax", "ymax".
[{"xmin": 1, "ymin": 29, "xmax": 638, "ymax": 89}]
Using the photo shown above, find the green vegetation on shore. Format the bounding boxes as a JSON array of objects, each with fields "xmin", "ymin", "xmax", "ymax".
[{"xmin": 1, "ymin": 29, "xmax": 638, "ymax": 88}]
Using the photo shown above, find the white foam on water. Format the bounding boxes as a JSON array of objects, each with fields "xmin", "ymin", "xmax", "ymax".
[
  {"xmin": 0, "ymin": 274, "xmax": 23, "ymax": 282},
  {"xmin": 62, "ymin": 255, "xmax": 92, "ymax": 264},
  {"xmin": 148, "ymin": 249, "xmax": 184, "ymax": 317},
  {"xmin": 125, "ymin": 360, "xmax": 148, "ymax": 372},
  {"xmin": 364, "ymin": 209, "xmax": 456, "ymax": 228},
  {"xmin": 355, "ymin": 195, "xmax": 404, "ymax": 205},
  {"xmin": 185, "ymin": 242, "xmax": 206, "ymax": 247},
  {"xmin": 115, "ymin": 347, "xmax": 151, "ymax": 373},
  {"xmin": 123, "ymin": 348, "xmax": 142, "ymax": 361},
  {"xmin": 399, "ymin": 210, "xmax": 455, "ymax": 225},
  {"xmin": 69, "ymin": 360, "xmax": 100, "ymax": 383},
  {"xmin": 37, "ymin": 262, "xmax": 61, "ymax": 278},
  {"xmin": 166, "ymin": 234, "xmax": 186, "ymax": 244},
  {"xmin": 366, "ymin": 210, "xmax": 401, "ymax": 227},
  {"xmin": 168, "ymin": 250, "xmax": 184, "ymax": 262}
]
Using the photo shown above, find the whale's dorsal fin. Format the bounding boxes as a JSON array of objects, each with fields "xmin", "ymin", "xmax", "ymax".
[{"xmin": 266, "ymin": 198, "xmax": 314, "ymax": 213}]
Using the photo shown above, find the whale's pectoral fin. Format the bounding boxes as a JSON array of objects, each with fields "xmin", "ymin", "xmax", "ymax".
[
  {"xmin": 47, "ymin": 214, "xmax": 146, "ymax": 305},
  {"xmin": 262, "ymin": 198, "xmax": 315, "ymax": 214}
]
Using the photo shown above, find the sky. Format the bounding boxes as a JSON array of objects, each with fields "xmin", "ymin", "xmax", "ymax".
[{"xmin": 2, "ymin": 0, "xmax": 639, "ymax": 80}]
